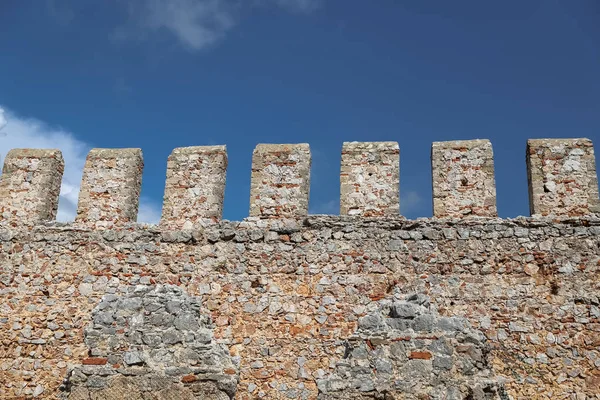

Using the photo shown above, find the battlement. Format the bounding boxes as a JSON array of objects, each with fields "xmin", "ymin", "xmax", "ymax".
[
  {"xmin": 1, "ymin": 139, "xmax": 600, "ymax": 400},
  {"xmin": 0, "ymin": 138, "xmax": 598, "ymax": 229}
]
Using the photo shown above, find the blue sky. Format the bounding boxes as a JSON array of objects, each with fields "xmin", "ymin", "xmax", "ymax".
[{"xmin": 0, "ymin": 0, "xmax": 599, "ymax": 222}]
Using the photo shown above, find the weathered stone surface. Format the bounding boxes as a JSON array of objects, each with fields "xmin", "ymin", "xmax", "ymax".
[
  {"xmin": 249, "ymin": 144, "xmax": 311, "ymax": 218},
  {"xmin": 527, "ymin": 138, "xmax": 600, "ymax": 216},
  {"xmin": 76, "ymin": 148, "xmax": 143, "ymax": 228},
  {"xmin": 0, "ymin": 149, "xmax": 64, "ymax": 225},
  {"xmin": 161, "ymin": 146, "xmax": 227, "ymax": 228},
  {"xmin": 63, "ymin": 285, "xmax": 238, "ymax": 399},
  {"xmin": 432, "ymin": 140, "xmax": 497, "ymax": 218},
  {"xmin": 340, "ymin": 142, "xmax": 400, "ymax": 217},
  {"xmin": 2, "ymin": 139, "xmax": 600, "ymax": 400},
  {"xmin": 0, "ymin": 215, "xmax": 599, "ymax": 399},
  {"xmin": 317, "ymin": 294, "xmax": 506, "ymax": 399}
]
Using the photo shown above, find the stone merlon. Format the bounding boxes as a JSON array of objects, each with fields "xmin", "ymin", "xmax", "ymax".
[
  {"xmin": 340, "ymin": 141, "xmax": 400, "ymax": 217},
  {"xmin": 0, "ymin": 148, "xmax": 64, "ymax": 225},
  {"xmin": 75, "ymin": 148, "xmax": 143, "ymax": 228},
  {"xmin": 432, "ymin": 139, "xmax": 497, "ymax": 218},
  {"xmin": 527, "ymin": 138, "xmax": 599, "ymax": 217},
  {"xmin": 161, "ymin": 145, "xmax": 228, "ymax": 228},
  {"xmin": 249, "ymin": 143, "xmax": 311, "ymax": 218}
]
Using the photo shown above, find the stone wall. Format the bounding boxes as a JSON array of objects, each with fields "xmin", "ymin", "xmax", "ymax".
[{"xmin": 0, "ymin": 139, "xmax": 599, "ymax": 400}]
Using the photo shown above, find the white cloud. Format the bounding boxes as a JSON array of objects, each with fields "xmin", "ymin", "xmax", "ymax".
[
  {"xmin": 0, "ymin": 107, "xmax": 161, "ymax": 224},
  {"xmin": 138, "ymin": 202, "xmax": 162, "ymax": 225},
  {"xmin": 0, "ymin": 110, "xmax": 6, "ymax": 131},
  {"xmin": 119, "ymin": 0, "xmax": 321, "ymax": 51}
]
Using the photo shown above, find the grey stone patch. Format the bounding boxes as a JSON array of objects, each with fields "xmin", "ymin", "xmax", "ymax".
[
  {"xmin": 62, "ymin": 284, "xmax": 238, "ymax": 399},
  {"xmin": 317, "ymin": 294, "xmax": 506, "ymax": 400}
]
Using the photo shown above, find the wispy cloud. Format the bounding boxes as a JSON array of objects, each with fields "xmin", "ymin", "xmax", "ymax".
[
  {"xmin": 400, "ymin": 190, "xmax": 423, "ymax": 215},
  {"xmin": 130, "ymin": 0, "xmax": 236, "ymax": 51},
  {"xmin": 117, "ymin": 0, "xmax": 321, "ymax": 51},
  {"xmin": 0, "ymin": 107, "xmax": 161, "ymax": 223}
]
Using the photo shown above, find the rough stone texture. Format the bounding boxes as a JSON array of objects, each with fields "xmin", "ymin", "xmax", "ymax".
[
  {"xmin": 340, "ymin": 142, "xmax": 400, "ymax": 217},
  {"xmin": 76, "ymin": 148, "xmax": 143, "ymax": 228},
  {"xmin": 63, "ymin": 284, "xmax": 238, "ymax": 399},
  {"xmin": 527, "ymin": 138, "xmax": 600, "ymax": 217},
  {"xmin": 1, "ymin": 215, "xmax": 600, "ymax": 399},
  {"xmin": 0, "ymin": 149, "xmax": 64, "ymax": 226},
  {"xmin": 317, "ymin": 294, "xmax": 505, "ymax": 399},
  {"xmin": 161, "ymin": 146, "xmax": 228, "ymax": 228},
  {"xmin": 250, "ymin": 144, "xmax": 311, "ymax": 218},
  {"xmin": 432, "ymin": 140, "xmax": 497, "ymax": 218},
  {"xmin": 2, "ymin": 139, "xmax": 600, "ymax": 400}
]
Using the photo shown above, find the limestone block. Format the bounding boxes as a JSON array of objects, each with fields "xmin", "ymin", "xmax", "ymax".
[
  {"xmin": 340, "ymin": 141, "xmax": 400, "ymax": 217},
  {"xmin": 0, "ymin": 148, "xmax": 64, "ymax": 225},
  {"xmin": 432, "ymin": 140, "xmax": 497, "ymax": 218},
  {"xmin": 250, "ymin": 143, "xmax": 311, "ymax": 218},
  {"xmin": 76, "ymin": 148, "xmax": 143, "ymax": 228},
  {"xmin": 527, "ymin": 138, "xmax": 599, "ymax": 216},
  {"xmin": 161, "ymin": 146, "xmax": 227, "ymax": 228}
]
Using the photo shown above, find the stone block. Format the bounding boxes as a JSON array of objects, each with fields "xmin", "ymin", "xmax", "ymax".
[
  {"xmin": 76, "ymin": 148, "xmax": 143, "ymax": 227},
  {"xmin": 0, "ymin": 148, "xmax": 64, "ymax": 225},
  {"xmin": 161, "ymin": 146, "xmax": 227, "ymax": 228},
  {"xmin": 250, "ymin": 143, "xmax": 311, "ymax": 218},
  {"xmin": 527, "ymin": 138, "xmax": 599, "ymax": 216},
  {"xmin": 432, "ymin": 139, "xmax": 497, "ymax": 218},
  {"xmin": 340, "ymin": 141, "xmax": 399, "ymax": 216}
]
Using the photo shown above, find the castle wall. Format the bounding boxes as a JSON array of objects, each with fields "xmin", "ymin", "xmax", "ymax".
[{"xmin": 0, "ymin": 139, "xmax": 599, "ymax": 399}]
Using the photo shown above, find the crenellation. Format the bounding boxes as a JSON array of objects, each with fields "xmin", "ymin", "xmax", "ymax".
[
  {"xmin": 431, "ymin": 139, "xmax": 497, "ymax": 218},
  {"xmin": 161, "ymin": 146, "xmax": 227, "ymax": 228},
  {"xmin": 340, "ymin": 141, "xmax": 400, "ymax": 217},
  {"xmin": 249, "ymin": 143, "xmax": 311, "ymax": 218},
  {"xmin": 75, "ymin": 148, "xmax": 143, "ymax": 228},
  {"xmin": 527, "ymin": 138, "xmax": 599, "ymax": 217},
  {"xmin": 0, "ymin": 148, "xmax": 64, "ymax": 225}
]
